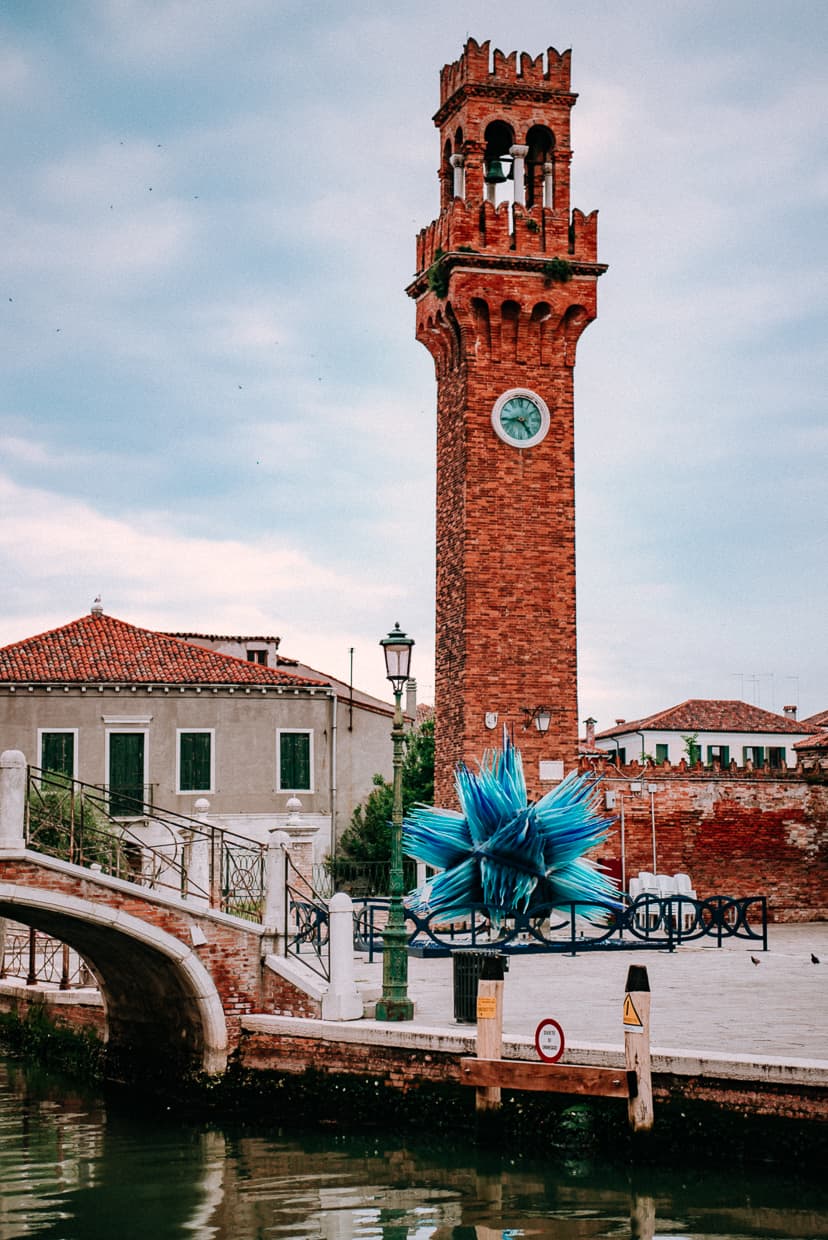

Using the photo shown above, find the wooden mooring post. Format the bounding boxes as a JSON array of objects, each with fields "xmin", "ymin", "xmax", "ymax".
[
  {"xmin": 474, "ymin": 977, "xmax": 504, "ymax": 1112},
  {"xmin": 623, "ymin": 964, "xmax": 654, "ymax": 1133},
  {"xmin": 460, "ymin": 964, "xmax": 655, "ymax": 1132}
]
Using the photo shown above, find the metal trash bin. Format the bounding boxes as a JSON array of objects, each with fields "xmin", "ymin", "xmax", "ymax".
[{"xmin": 452, "ymin": 950, "xmax": 508, "ymax": 1023}]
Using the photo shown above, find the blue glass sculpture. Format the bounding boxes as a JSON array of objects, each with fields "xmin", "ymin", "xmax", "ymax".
[{"xmin": 404, "ymin": 733, "xmax": 618, "ymax": 921}]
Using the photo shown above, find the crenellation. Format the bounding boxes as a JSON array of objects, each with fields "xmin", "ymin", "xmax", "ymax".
[
  {"xmin": 570, "ymin": 208, "xmax": 599, "ymax": 261},
  {"xmin": 439, "ymin": 39, "xmax": 572, "ymax": 105},
  {"xmin": 519, "ymin": 51, "xmax": 545, "ymax": 83},
  {"xmin": 492, "ymin": 48, "xmax": 518, "ymax": 79}
]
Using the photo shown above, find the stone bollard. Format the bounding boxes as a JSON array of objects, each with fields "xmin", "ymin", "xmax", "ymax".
[
  {"xmin": 263, "ymin": 829, "xmax": 291, "ymax": 953},
  {"xmin": 0, "ymin": 750, "xmax": 26, "ymax": 851},
  {"xmin": 321, "ymin": 891, "xmax": 363, "ymax": 1021}
]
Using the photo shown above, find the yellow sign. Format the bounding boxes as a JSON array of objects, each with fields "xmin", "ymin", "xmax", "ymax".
[
  {"xmin": 477, "ymin": 995, "xmax": 497, "ymax": 1019},
  {"xmin": 623, "ymin": 993, "xmax": 643, "ymax": 1029}
]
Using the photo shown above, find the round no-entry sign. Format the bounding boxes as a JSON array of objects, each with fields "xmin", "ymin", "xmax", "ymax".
[{"xmin": 534, "ymin": 1018, "xmax": 565, "ymax": 1063}]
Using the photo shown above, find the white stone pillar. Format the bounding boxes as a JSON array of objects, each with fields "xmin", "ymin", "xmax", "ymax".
[
  {"xmin": 450, "ymin": 153, "xmax": 465, "ymax": 199},
  {"xmin": 0, "ymin": 750, "xmax": 26, "ymax": 850},
  {"xmin": 185, "ymin": 798, "xmax": 211, "ymax": 909},
  {"xmin": 543, "ymin": 161, "xmax": 555, "ymax": 209},
  {"xmin": 264, "ymin": 829, "xmax": 291, "ymax": 953},
  {"xmin": 321, "ymin": 891, "xmax": 363, "ymax": 1021},
  {"xmin": 510, "ymin": 145, "xmax": 529, "ymax": 206}
]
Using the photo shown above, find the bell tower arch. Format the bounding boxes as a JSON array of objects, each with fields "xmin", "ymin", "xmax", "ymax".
[{"xmin": 407, "ymin": 38, "xmax": 607, "ymax": 804}]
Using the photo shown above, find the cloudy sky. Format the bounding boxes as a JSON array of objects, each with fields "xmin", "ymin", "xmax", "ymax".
[{"xmin": 1, "ymin": 1, "xmax": 825, "ymax": 724}]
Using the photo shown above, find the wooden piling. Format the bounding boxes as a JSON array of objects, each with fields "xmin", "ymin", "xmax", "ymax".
[
  {"xmin": 624, "ymin": 964, "xmax": 654, "ymax": 1132},
  {"xmin": 475, "ymin": 977, "xmax": 503, "ymax": 1111}
]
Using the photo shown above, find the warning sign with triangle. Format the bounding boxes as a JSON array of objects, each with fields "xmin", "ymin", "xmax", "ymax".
[{"xmin": 623, "ymin": 993, "xmax": 643, "ymax": 1029}]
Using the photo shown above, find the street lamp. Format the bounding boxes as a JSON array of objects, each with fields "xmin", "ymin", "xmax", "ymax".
[{"xmin": 375, "ymin": 622, "xmax": 415, "ymax": 1021}]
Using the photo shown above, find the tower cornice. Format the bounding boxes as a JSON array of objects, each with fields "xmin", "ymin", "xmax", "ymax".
[
  {"xmin": 406, "ymin": 251, "xmax": 607, "ymax": 301},
  {"xmin": 433, "ymin": 85, "xmax": 577, "ymax": 127}
]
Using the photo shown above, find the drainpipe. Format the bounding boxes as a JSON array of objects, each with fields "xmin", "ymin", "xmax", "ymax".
[
  {"xmin": 620, "ymin": 793, "xmax": 626, "ymax": 894},
  {"xmin": 329, "ymin": 689, "xmax": 338, "ymax": 864}
]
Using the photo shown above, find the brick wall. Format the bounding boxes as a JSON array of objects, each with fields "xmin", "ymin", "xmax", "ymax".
[
  {"xmin": 584, "ymin": 762, "xmax": 828, "ymax": 920},
  {"xmin": 421, "ymin": 264, "xmax": 597, "ymax": 807},
  {"xmin": 237, "ymin": 1028, "xmax": 828, "ymax": 1123}
]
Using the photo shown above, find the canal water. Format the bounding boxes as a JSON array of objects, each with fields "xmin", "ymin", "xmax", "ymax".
[{"xmin": 1, "ymin": 1053, "xmax": 826, "ymax": 1240}]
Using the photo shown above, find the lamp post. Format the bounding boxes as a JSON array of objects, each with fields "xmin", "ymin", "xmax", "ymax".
[{"xmin": 375, "ymin": 622, "xmax": 415, "ymax": 1021}]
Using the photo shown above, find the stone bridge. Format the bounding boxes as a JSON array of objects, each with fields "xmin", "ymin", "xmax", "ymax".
[{"xmin": 0, "ymin": 752, "xmax": 361, "ymax": 1080}]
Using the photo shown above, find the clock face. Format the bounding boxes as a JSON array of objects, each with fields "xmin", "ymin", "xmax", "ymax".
[{"xmin": 491, "ymin": 389, "xmax": 550, "ymax": 448}]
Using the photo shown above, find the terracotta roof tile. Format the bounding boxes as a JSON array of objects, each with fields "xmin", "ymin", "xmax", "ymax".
[
  {"xmin": 0, "ymin": 613, "xmax": 326, "ymax": 688},
  {"xmin": 794, "ymin": 731, "xmax": 828, "ymax": 751},
  {"xmin": 801, "ymin": 708, "xmax": 828, "ymax": 731},
  {"xmin": 595, "ymin": 698, "xmax": 809, "ymax": 738}
]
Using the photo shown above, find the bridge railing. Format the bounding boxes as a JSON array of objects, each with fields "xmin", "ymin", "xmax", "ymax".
[
  {"xmin": 285, "ymin": 852, "xmax": 330, "ymax": 980},
  {"xmin": 25, "ymin": 767, "xmax": 266, "ymax": 923},
  {"xmin": 0, "ymin": 922, "xmax": 93, "ymax": 988}
]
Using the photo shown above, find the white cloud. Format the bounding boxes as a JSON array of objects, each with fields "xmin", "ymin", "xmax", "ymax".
[{"xmin": 0, "ymin": 471, "xmax": 402, "ymax": 670}]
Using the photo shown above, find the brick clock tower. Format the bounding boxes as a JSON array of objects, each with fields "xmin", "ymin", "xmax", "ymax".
[{"xmin": 407, "ymin": 39, "xmax": 606, "ymax": 805}]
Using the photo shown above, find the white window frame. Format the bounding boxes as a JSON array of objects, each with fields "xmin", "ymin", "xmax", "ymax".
[
  {"xmin": 37, "ymin": 728, "xmax": 79, "ymax": 780},
  {"xmin": 276, "ymin": 728, "xmax": 314, "ymax": 793},
  {"xmin": 176, "ymin": 728, "xmax": 215, "ymax": 795}
]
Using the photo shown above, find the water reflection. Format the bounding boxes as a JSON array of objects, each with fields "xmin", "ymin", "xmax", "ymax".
[{"xmin": 1, "ymin": 1055, "xmax": 826, "ymax": 1240}]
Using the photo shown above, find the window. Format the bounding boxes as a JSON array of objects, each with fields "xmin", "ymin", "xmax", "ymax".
[
  {"xmin": 707, "ymin": 745, "xmax": 730, "ymax": 768},
  {"xmin": 39, "ymin": 730, "xmax": 76, "ymax": 780},
  {"xmin": 768, "ymin": 746, "xmax": 786, "ymax": 770},
  {"xmin": 615, "ymin": 747, "xmax": 626, "ymax": 765},
  {"xmin": 108, "ymin": 731, "xmax": 146, "ymax": 817},
  {"xmin": 177, "ymin": 730, "xmax": 214, "ymax": 793},
  {"xmin": 743, "ymin": 745, "xmax": 765, "ymax": 766},
  {"xmin": 655, "ymin": 743, "xmax": 669, "ymax": 764},
  {"xmin": 278, "ymin": 730, "xmax": 312, "ymax": 791},
  {"xmin": 246, "ymin": 649, "xmax": 267, "ymax": 664}
]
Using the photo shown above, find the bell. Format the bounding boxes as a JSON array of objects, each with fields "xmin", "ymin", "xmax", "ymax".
[{"xmin": 484, "ymin": 156, "xmax": 509, "ymax": 184}]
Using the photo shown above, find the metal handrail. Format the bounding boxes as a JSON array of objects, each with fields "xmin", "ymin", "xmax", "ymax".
[
  {"xmin": 25, "ymin": 767, "xmax": 265, "ymax": 923},
  {"xmin": 0, "ymin": 924, "xmax": 93, "ymax": 989},
  {"xmin": 285, "ymin": 853, "xmax": 330, "ymax": 980}
]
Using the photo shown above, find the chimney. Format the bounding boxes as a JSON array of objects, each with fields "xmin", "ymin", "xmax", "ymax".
[
  {"xmin": 405, "ymin": 678, "xmax": 417, "ymax": 720},
  {"xmin": 783, "ymin": 704, "xmax": 797, "ymax": 719},
  {"xmin": 615, "ymin": 718, "xmax": 626, "ymax": 726},
  {"xmin": 584, "ymin": 717, "xmax": 596, "ymax": 747},
  {"xmin": 90, "ymin": 595, "xmax": 103, "ymax": 616}
]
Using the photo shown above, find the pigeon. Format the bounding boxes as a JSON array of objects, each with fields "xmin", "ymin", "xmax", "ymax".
[
  {"xmin": 811, "ymin": 953, "xmax": 820, "ymax": 965},
  {"xmin": 750, "ymin": 955, "xmax": 761, "ymax": 966}
]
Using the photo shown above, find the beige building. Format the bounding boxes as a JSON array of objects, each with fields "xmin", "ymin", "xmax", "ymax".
[{"xmin": 0, "ymin": 603, "xmax": 402, "ymax": 860}]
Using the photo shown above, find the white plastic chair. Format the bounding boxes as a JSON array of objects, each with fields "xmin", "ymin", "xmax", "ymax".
[
  {"xmin": 673, "ymin": 872, "xmax": 696, "ymax": 930},
  {"xmin": 635, "ymin": 872, "xmax": 659, "ymax": 929}
]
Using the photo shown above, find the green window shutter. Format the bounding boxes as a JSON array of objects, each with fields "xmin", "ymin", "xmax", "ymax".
[
  {"xmin": 280, "ymin": 733, "xmax": 311, "ymax": 790},
  {"xmin": 41, "ymin": 732, "xmax": 74, "ymax": 778},
  {"xmin": 109, "ymin": 733, "xmax": 145, "ymax": 817},
  {"xmin": 720, "ymin": 745, "xmax": 730, "ymax": 767},
  {"xmin": 180, "ymin": 732, "xmax": 211, "ymax": 791},
  {"xmin": 655, "ymin": 743, "xmax": 669, "ymax": 764}
]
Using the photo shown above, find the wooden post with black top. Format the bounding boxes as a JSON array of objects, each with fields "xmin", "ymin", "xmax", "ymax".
[{"xmin": 623, "ymin": 964, "xmax": 654, "ymax": 1132}]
